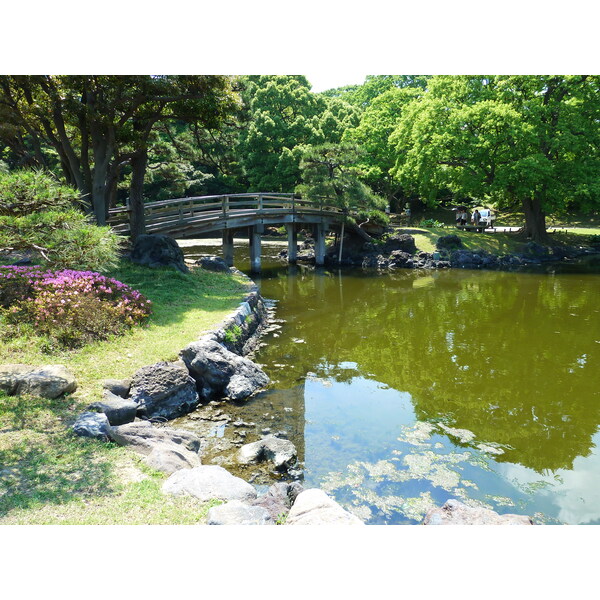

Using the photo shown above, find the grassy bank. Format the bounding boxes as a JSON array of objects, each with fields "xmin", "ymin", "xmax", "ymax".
[{"xmin": 0, "ymin": 262, "xmax": 247, "ymax": 524}]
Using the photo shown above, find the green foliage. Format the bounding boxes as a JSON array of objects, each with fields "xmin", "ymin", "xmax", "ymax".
[
  {"xmin": 296, "ymin": 143, "xmax": 385, "ymax": 212},
  {"xmin": 224, "ymin": 324, "xmax": 243, "ymax": 344},
  {"xmin": 0, "ymin": 169, "xmax": 121, "ymax": 270},
  {"xmin": 0, "ymin": 168, "xmax": 83, "ymax": 216},
  {"xmin": 355, "ymin": 208, "xmax": 390, "ymax": 227},
  {"xmin": 419, "ymin": 218, "xmax": 446, "ymax": 228}
]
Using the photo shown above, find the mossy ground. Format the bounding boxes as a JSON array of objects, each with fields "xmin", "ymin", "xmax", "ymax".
[{"xmin": 0, "ymin": 262, "xmax": 247, "ymax": 524}]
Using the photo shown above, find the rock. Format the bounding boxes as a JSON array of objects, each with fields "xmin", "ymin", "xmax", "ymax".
[
  {"xmin": 129, "ymin": 360, "xmax": 199, "ymax": 420},
  {"xmin": 206, "ymin": 500, "xmax": 274, "ymax": 525},
  {"xmin": 437, "ymin": 234, "xmax": 463, "ymax": 250},
  {"xmin": 108, "ymin": 421, "xmax": 201, "ymax": 455},
  {"xmin": 196, "ymin": 255, "xmax": 230, "ymax": 272},
  {"xmin": 143, "ymin": 444, "xmax": 201, "ymax": 474},
  {"xmin": 88, "ymin": 392, "xmax": 138, "ymax": 426},
  {"xmin": 285, "ymin": 489, "xmax": 364, "ymax": 525},
  {"xmin": 102, "ymin": 378, "xmax": 131, "ymax": 398},
  {"xmin": 180, "ymin": 340, "xmax": 269, "ymax": 402},
  {"xmin": 238, "ymin": 435, "xmax": 297, "ymax": 471},
  {"xmin": 130, "ymin": 234, "xmax": 189, "ymax": 273},
  {"xmin": 72, "ymin": 412, "xmax": 112, "ymax": 441},
  {"xmin": 422, "ymin": 499, "xmax": 534, "ymax": 525},
  {"xmin": 162, "ymin": 465, "xmax": 258, "ymax": 503},
  {"xmin": 0, "ymin": 364, "xmax": 77, "ymax": 398},
  {"xmin": 252, "ymin": 481, "xmax": 304, "ymax": 520},
  {"xmin": 383, "ymin": 232, "xmax": 417, "ymax": 254}
]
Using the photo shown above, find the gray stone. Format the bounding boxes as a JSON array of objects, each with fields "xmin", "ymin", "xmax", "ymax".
[
  {"xmin": 180, "ymin": 340, "xmax": 269, "ymax": 402},
  {"xmin": 422, "ymin": 499, "xmax": 534, "ymax": 525},
  {"xmin": 0, "ymin": 364, "xmax": 77, "ymax": 398},
  {"xmin": 129, "ymin": 360, "xmax": 199, "ymax": 420},
  {"xmin": 252, "ymin": 481, "xmax": 304, "ymax": 520},
  {"xmin": 436, "ymin": 234, "xmax": 463, "ymax": 250},
  {"xmin": 102, "ymin": 378, "xmax": 131, "ymax": 398},
  {"xmin": 206, "ymin": 500, "xmax": 273, "ymax": 525},
  {"xmin": 162, "ymin": 465, "xmax": 258, "ymax": 503},
  {"xmin": 88, "ymin": 392, "xmax": 138, "ymax": 426},
  {"xmin": 238, "ymin": 435, "xmax": 297, "ymax": 471},
  {"xmin": 196, "ymin": 256, "xmax": 230, "ymax": 272},
  {"xmin": 109, "ymin": 421, "xmax": 201, "ymax": 455},
  {"xmin": 130, "ymin": 234, "xmax": 188, "ymax": 273},
  {"xmin": 142, "ymin": 444, "xmax": 201, "ymax": 474},
  {"xmin": 383, "ymin": 232, "xmax": 417, "ymax": 254},
  {"xmin": 72, "ymin": 412, "xmax": 112, "ymax": 441},
  {"xmin": 285, "ymin": 489, "xmax": 364, "ymax": 526}
]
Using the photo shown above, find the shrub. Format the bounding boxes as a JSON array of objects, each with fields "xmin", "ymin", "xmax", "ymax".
[
  {"xmin": 1, "ymin": 266, "xmax": 152, "ymax": 348},
  {"xmin": 355, "ymin": 209, "xmax": 390, "ymax": 228},
  {"xmin": 0, "ymin": 169, "xmax": 121, "ymax": 271},
  {"xmin": 419, "ymin": 218, "xmax": 445, "ymax": 228}
]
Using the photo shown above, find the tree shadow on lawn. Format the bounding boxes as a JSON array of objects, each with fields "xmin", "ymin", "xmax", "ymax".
[{"xmin": 0, "ymin": 392, "xmax": 118, "ymax": 518}]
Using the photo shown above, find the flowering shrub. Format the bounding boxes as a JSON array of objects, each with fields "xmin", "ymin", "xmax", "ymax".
[{"xmin": 0, "ymin": 266, "xmax": 152, "ymax": 348}]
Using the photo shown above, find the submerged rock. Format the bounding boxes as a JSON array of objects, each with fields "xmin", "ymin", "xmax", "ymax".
[
  {"xmin": 422, "ymin": 499, "xmax": 533, "ymax": 525},
  {"xmin": 285, "ymin": 489, "xmax": 364, "ymax": 526},
  {"xmin": 238, "ymin": 435, "xmax": 297, "ymax": 471},
  {"xmin": 162, "ymin": 465, "xmax": 258, "ymax": 503}
]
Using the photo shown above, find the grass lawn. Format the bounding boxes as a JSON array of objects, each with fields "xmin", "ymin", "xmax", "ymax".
[{"xmin": 0, "ymin": 262, "xmax": 248, "ymax": 524}]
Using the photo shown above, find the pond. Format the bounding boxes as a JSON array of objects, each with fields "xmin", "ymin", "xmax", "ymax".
[{"xmin": 179, "ymin": 238, "xmax": 600, "ymax": 525}]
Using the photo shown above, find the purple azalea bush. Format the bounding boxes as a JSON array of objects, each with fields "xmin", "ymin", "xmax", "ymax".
[{"xmin": 0, "ymin": 265, "xmax": 152, "ymax": 347}]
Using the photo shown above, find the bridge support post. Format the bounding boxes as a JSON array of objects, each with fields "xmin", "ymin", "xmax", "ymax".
[
  {"xmin": 249, "ymin": 226, "xmax": 262, "ymax": 273},
  {"xmin": 286, "ymin": 224, "xmax": 297, "ymax": 263},
  {"xmin": 222, "ymin": 229, "xmax": 234, "ymax": 267},
  {"xmin": 314, "ymin": 223, "xmax": 326, "ymax": 266}
]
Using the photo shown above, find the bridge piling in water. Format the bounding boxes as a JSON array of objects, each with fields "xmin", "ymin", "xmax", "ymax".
[
  {"xmin": 287, "ymin": 224, "xmax": 298, "ymax": 263},
  {"xmin": 314, "ymin": 223, "xmax": 327, "ymax": 266},
  {"xmin": 249, "ymin": 225, "xmax": 263, "ymax": 272},
  {"xmin": 222, "ymin": 229, "xmax": 234, "ymax": 267}
]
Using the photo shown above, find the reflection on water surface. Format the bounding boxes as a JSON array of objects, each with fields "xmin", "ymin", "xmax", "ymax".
[{"xmin": 181, "ymin": 240, "xmax": 600, "ymax": 524}]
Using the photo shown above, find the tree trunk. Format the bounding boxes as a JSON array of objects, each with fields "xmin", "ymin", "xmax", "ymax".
[
  {"xmin": 129, "ymin": 151, "xmax": 148, "ymax": 241},
  {"xmin": 522, "ymin": 196, "xmax": 548, "ymax": 243}
]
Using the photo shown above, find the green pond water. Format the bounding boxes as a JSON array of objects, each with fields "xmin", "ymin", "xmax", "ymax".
[{"xmin": 182, "ymin": 240, "xmax": 600, "ymax": 525}]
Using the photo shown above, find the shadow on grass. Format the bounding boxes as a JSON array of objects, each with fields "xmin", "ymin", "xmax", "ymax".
[{"xmin": 0, "ymin": 392, "xmax": 118, "ymax": 518}]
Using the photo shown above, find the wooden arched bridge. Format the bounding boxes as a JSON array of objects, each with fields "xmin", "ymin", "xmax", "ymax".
[{"xmin": 108, "ymin": 193, "xmax": 356, "ymax": 271}]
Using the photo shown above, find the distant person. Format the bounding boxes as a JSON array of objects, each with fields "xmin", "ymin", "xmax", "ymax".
[
  {"xmin": 472, "ymin": 209, "xmax": 481, "ymax": 227},
  {"xmin": 460, "ymin": 210, "xmax": 468, "ymax": 226},
  {"xmin": 405, "ymin": 206, "xmax": 411, "ymax": 224}
]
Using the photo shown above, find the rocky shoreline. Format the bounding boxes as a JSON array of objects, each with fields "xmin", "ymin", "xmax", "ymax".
[{"xmin": 279, "ymin": 230, "xmax": 600, "ymax": 272}]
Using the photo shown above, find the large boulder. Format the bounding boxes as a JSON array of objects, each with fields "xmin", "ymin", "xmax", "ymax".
[
  {"xmin": 422, "ymin": 499, "xmax": 534, "ymax": 525},
  {"xmin": 102, "ymin": 378, "xmax": 131, "ymax": 398},
  {"xmin": 88, "ymin": 392, "xmax": 138, "ymax": 426},
  {"xmin": 206, "ymin": 500, "xmax": 274, "ymax": 525},
  {"xmin": 129, "ymin": 360, "xmax": 199, "ymax": 420},
  {"xmin": 0, "ymin": 364, "xmax": 77, "ymax": 398},
  {"xmin": 238, "ymin": 435, "xmax": 297, "ymax": 471},
  {"xmin": 285, "ymin": 489, "xmax": 364, "ymax": 526},
  {"xmin": 180, "ymin": 340, "xmax": 269, "ymax": 402},
  {"xmin": 383, "ymin": 232, "xmax": 417, "ymax": 254},
  {"xmin": 162, "ymin": 465, "xmax": 257, "ymax": 503},
  {"xmin": 130, "ymin": 234, "xmax": 188, "ymax": 273},
  {"xmin": 72, "ymin": 412, "xmax": 112, "ymax": 441},
  {"xmin": 436, "ymin": 234, "xmax": 463, "ymax": 250},
  {"xmin": 143, "ymin": 444, "xmax": 201, "ymax": 474}
]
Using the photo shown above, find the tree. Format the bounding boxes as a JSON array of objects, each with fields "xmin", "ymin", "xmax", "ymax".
[
  {"xmin": 237, "ymin": 75, "xmax": 360, "ymax": 192},
  {"xmin": 391, "ymin": 75, "xmax": 600, "ymax": 242},
  {"xmin": 0, "ymin": 76, "xmax": 240, "ymax": 236},
  {"xmin": 343, "ymin": 86, "xmax": 423, "ymax": 211}
]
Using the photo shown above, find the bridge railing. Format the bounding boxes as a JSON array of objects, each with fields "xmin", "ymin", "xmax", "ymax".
[{"xmin": 107, "ymin": 192, "xmax": 347, "ymax": 234}]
